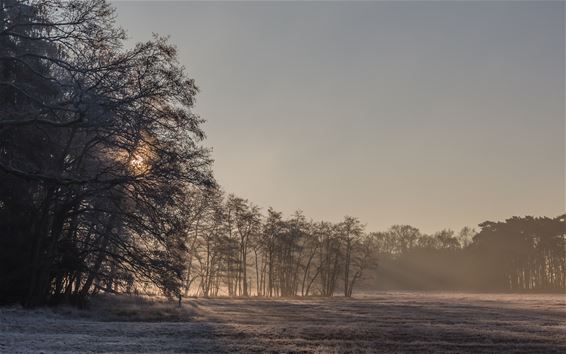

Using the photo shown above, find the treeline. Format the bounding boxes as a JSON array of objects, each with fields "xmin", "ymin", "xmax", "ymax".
[
  {"xmin": 472, "ymin": 216, "xmax": 565, "ymax": 291},
  {"xmin": 180, "ymin": 190, "xmax": 377, "ymax": 298},
  {"xmin": 0, "ymin": 0, "xmax": 377, "ymax": 306},
  {"xmin": 369, "ymin": 216, "xmax": 565, "ymax": 292},
  {"xmin": 180, "ymin": 201, "xmax": 565, "ymax": 296}
]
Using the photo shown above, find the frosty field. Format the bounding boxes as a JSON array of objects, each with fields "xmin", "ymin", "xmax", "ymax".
[{"xmin": 1, "ymin": 292, "xmax": 565, "ymax": 353}]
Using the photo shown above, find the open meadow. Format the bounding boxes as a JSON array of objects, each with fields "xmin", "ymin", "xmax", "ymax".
[
  {"xmin": 1, "ymin": 2, "xmax": 564, "ymax": 353},
  {"xmin": 1, "ymin": 292, "xmax": 565, "ymax": 353}
]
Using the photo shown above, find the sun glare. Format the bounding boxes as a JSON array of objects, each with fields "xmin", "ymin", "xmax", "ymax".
[{"xmin": 130, "ymin": 154, "xmax": 145, "ymax": 170}]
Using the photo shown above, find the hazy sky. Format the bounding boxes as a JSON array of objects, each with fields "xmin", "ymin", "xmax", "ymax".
[{"xmin": 113, "ymin": 1, "xmax": 564, "ymax": 233}]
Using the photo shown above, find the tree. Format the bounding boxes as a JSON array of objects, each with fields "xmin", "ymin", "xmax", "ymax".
[
  {"xmin": 345, "ymin": 233, "xmax": 378, "ymax": 297},
  {"xmin": 389, "ymin": 225, "xmax": 420, "ymax": 255},
  {"xmin": 472, "ymin": 215, "xmax": 565, "ymax": 291},
  {"xmin": 227, "ymin": 195, "xmax": 260, "ymax": 297},
  {"xmin": 340, "ymin": 216, "xmax": 364, "ymax": 297},
  {"xmin": 0, "ymin": 0, "xmax": 213, "ymax": 306},
  {"xmin": 318, "ymin": 222, "xmax": 342, "ymax": 297},
  {"xmin": 262, "ymin": 207, "xmax": 284, "ymax": 297}
]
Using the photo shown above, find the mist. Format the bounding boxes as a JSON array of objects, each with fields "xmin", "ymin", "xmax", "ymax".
[{"xmin": 0, "ymin": 0, "xmax": 564, "ymax": 353}]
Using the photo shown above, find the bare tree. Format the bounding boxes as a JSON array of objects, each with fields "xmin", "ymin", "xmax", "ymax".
[{"xmin": 0, "ymin": 0, "xmax": 213, "ymax": 306}]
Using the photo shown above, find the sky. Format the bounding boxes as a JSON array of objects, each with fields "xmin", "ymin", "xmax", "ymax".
[{"xmin": 112, "ymin": 1, "xmax": 564, "ymax": 234}]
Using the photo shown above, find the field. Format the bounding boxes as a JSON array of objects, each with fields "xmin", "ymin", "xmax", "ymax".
[{"xmin": 1, "ymin": 292, "xmax": 565, "ymax": 353}]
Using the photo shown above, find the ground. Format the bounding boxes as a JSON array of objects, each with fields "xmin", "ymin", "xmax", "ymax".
[{"xmin": 0, "ymin": 292, "xmax": 565, "ymax": 353}]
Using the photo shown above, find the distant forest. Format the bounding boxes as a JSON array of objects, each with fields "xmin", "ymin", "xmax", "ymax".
[{"xmin": 0, "ymin": 0, "xmax": 564, "ymax": 307}]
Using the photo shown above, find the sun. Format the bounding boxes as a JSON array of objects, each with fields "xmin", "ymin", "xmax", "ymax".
[
  {"xmin": 130, "ymin": 154, "xmax": 145, "ymax": 169},
  {"xmin": 129, "ymin": 150, "xmax": 150, "ymax": 173}
]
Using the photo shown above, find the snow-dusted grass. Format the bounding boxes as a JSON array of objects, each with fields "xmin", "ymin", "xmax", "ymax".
[{"xmin": 1, "ymin": 292, "xmax": 565, "ymax": 353}]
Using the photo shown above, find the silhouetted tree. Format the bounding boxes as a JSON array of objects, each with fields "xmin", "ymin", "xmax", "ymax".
[
  {"xmin": 0, "ymin": 0, "xmax": 213, "ymax": 306},
  {"xmin": 472, "ymin": 215, "xmax": 565, "ymax": 291}
]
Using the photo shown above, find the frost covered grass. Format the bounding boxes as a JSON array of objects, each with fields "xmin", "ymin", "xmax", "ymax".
[{"xmin": 1, "ymin": 292, "xmax": 565, "ymax": 353}]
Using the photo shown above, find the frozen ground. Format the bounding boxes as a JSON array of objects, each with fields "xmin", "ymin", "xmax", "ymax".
[{"xmin": 1, "ymin": 292, "xmax": 565, "ymax": 353}]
